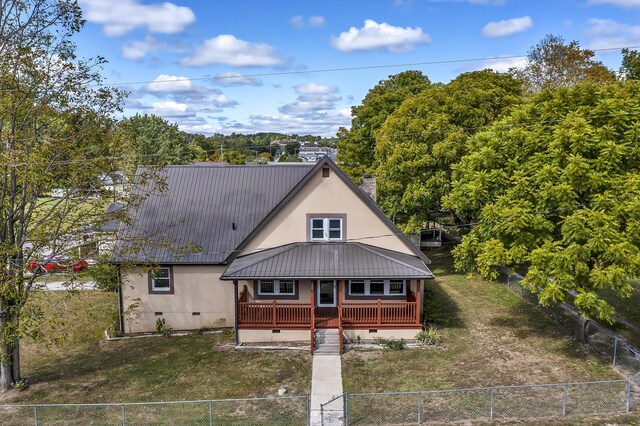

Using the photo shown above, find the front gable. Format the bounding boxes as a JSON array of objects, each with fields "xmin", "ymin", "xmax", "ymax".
[{"xmin": 239, "ymin": 159, "xmax": 422, "ymax": 259}]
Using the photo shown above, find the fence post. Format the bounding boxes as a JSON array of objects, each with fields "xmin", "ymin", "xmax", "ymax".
[
  {"xmin": 562, "ymin": 384, "xmax": 568, "ymax": 417},
  {"xmin": 34, "ymin": 405, "xmax": 38, "ymax": 426},
  {"xmin": 627, "ymin": 378, "xmax": 632, "ymax": 413},
  {"xmin": 209, "ymin": 400, "xmax": 213, "ymax": 426},
  {"xmin": 417, "ymin": 392, "xmax": 422, "ymax": 424},
  {"xmin": 613, "ymin": 338, "xmax": 618, "ymax": 366},
  {"xmin": 344, "ymin": 392, "xmax": 350, "ymax": 426},
  {"xmin": 121, "ymin": 403, "xmax": 126, "ymax": 426},
  {"xmin": 490, "ymin": 387, "xmax": 494, "ymax": 421}
]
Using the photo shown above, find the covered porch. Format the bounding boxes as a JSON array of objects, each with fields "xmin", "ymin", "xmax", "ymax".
[{"xmin": 222, "ymin": 242, "xmax": 434, "ymax": 352}]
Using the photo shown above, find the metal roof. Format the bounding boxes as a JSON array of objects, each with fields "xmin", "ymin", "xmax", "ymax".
[
  {"xmin": 221, "ymin": 242, "xmax": 434, "ymax": 280},
  {"xmin": 114, "ymin": 164, "xmax": 314, "ymax": 264}
]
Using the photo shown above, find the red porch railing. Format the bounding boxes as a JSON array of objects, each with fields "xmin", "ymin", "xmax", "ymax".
[
  {"xmin": 238, "ymin": 301, "xmax": 312, "ymax": 328},
  {"xmin": 341, "ymin": 301, "xmax": 418, "ymax": 326}
]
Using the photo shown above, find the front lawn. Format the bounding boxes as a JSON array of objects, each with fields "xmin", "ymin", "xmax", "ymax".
[
  {"xmin": 1, "ymin": 291, "xmax": 311, "ymax": 404},
  {"xmin": 342, "ymin": 250, "xmax": 621, "ymax": 393}
]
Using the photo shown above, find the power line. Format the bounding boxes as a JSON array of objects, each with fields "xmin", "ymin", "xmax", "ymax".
[
  {"xmin": 96, "ymin": 44, "xmax": 640, "ymax": 89},
  {"xmin": 1, "ymin": 44, "xmax": 638, "ymax": 94}
]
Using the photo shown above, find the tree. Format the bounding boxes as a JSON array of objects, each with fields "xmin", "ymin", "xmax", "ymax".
[
  {"xmin": 446, "ymin": 81, "xmax": 640, "ymax": 340},
  {"xmin": 513, "ymin": 35, "xmax": 615, "ymax": 96},
  {"xmin": 284, "ymin": 141, "xmax": 300, "ymax": 155},
  {"xmin": 222, "ymin": 150, "xmax": 247, "ymax": 165},
  {"xmin": 119, "ymin": 114, "xmax": 195, "ymax": 174},
  {"xmin": 620, "ymin": 48, "xmax": 640, "ymax": 81},
  {"xmin": 278, "ymin": 153, "xmax": 302, "ymax": 163},
  {"xmin": 337, "ymin": 71, "xmax": 431, "ymax": 180},
  {"xmin": 375, "ymin": 70, "xmax": 522, "ymax": 231},
  {"xmin": 0, "ymin": 0, "xmax": 126, "ymax": 390}
]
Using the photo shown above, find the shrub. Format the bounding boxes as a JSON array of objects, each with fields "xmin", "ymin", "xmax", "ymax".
[
  {"xmin": 155, "ymin": 318, "xmax": 173, "ymax": 337},
  {"xmin": 416, "ymin": 326, "xmax": 442, "ymax": 346},
  {"xmin": 379, "ymin": 338, "xmax": 406, "ymax": 350},
  {"xmin": 12, "ymin": 379, "xmax": 28, "ymax": 391}
]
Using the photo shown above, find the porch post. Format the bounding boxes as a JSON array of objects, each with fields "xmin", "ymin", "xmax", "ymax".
[
  {"xmin": 233, "ymin": 280, "xmax": 239, "ymax": 345},
  {"xmin": 310, "ymin": 280, "xmax": 315, "ymax": 355},
  {"xmin": 415, "ymin": 280, "xmax": 422, "ymax": 326}
]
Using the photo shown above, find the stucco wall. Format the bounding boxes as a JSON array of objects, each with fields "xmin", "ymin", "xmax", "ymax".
[
  {"xmin": 122, "ymin": 265, "xmax": 234, "ymax": 333},
  {"xmin": 343, "ymin": 328, "xmax": 420, "ymax": 341},
  {"xmin": 243, "ymin": 167, "xmax": 415, "ymax": 255},
  {"xmin": 238, "ymin": 329, "xmax": 311, "ymax": 343}
]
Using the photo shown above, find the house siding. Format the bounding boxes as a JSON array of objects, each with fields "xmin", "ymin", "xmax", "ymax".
[
  {"xmin": 242, "ymin": 167, "xmax": 415, "ymax": 255},
  {"xmin": 122, "ymin": 265, "xmax": 233, "ymax": 333}
]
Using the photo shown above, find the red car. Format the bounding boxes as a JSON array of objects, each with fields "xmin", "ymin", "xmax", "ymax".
[{"xmin": 27, "ymin": 256, "xmax": 88, "ymax": 274}]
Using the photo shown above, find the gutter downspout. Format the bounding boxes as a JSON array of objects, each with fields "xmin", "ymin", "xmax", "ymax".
[{"xmin": 233, "ymin": 280, "xmax": 239, "ymax": 346}]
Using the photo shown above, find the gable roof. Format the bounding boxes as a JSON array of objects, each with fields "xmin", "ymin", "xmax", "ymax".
[
  {"xmin": 114, "ymin": 157, "xmax": 430, "ymax": 265},
  {"xmin": 114, "ymin": 163, "xmax": 314, "ymax": 264},
  {"xmin": 221, "ymin": 242, "xmax": 434, "ymax": 280}
]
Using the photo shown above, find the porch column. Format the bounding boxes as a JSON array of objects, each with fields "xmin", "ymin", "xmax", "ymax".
[
  {"xmin": 310, "ymin": 280, "xmax": 315, "ymax": 355},
  {"xmin": 233, "ymin": 280, "xmax": 239, "ymax": 345},
  {"xmin": 415, "ymin": 279, "xmax": 422, "ymax": 325}
]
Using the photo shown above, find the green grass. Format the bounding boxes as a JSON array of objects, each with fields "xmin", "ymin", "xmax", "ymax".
[
  {"xmin": 342, "ymin": 251, "xmax": 621, "ymax": 393},
  {"xmin": 0, "ymin": 291, "xmax": 311, "ymax": 405}
]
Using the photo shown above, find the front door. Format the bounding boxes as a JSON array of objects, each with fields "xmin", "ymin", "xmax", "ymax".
[{"xmin": 317, "ymin": 280, "xmax": 337, "ymax": 307}]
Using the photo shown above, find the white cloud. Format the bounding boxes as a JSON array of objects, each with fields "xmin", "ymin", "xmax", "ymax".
[
  {"xmin": 309, "ymin": 16, "xmax": 326, "ymax": 28},
  {"xmin": 331, "ymin": 20, "xmax": 430, "ymax": 52},
  {"xmin": 122, "ymin": 36, "xmax": 159, "ymax": 59},
  {"xmin": 586, "ymin": 18, "xmax": 640, "ymax": 49},
  {"xmin": 149, "ymin": 101, "xmax": 194, "ymax": 118},
  {"xmin": 146, "ymin": 75, "xmax": 192, "ymax": 93},
  {"xmin": 473, "ymin": 56, "xmax": 527, "ymax": 72},
  {"xmin": 226, "ymin": 110, "xmax": 351, "ymax": 137},
  {"xmin": 213, "ymin": 72, "xmax": 261, "ymax": 86},
  {"xmin": 207, "ymin": 94, "xmax": 237, "ymax": 108},
  {"xmin": 294, "ymin": 83, "xmax": 338, "ymax": 94},
  {"xmin": 78, "ymin": 0, "xmax": 195, "ymax": 36},
  {"xmin": 181, "ymin": 35, "xmax": 285, "ymax": 67},
  {"xmin": 588, "ymin": 0, "xmax": 640, "ymax": 8},
  {"xmin": 482, "ymin": 16, "xmax": 533, "ymax": 37},
  {"xmin": 290, "ymin": 16, "xmax": 305, "ymax": 29}
]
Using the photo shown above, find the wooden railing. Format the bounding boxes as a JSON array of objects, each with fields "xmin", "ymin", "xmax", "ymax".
[
  {"xmin": 238, "ymin": 301, "xmax": 312, "ymax": 328},
  {"xmin": 341, "ymin": 301, "xmax": 418, "ymax": 326}
]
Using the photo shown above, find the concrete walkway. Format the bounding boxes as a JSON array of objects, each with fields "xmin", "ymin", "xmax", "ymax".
[{"xmin": 310, "ymin": 354, "xmax": 344, "ymax": 426}]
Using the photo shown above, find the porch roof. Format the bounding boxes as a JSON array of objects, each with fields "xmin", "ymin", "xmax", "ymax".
[{"xmin": 221, "ymin": 242, "xmax": 434, "ymax": 280}]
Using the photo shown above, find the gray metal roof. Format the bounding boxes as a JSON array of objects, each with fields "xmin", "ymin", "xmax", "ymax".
[
  {"xmin": 114, "ymin": 164, "xmax": 314, "ymax": 264},
  {"xmin": 221, "ymin": 242, "xmax": 434, "ymax": 280}
]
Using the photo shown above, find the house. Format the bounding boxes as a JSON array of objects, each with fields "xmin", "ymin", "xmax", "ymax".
[{"xmin": 114, "ymin": 157, "xmax": 434, "ymax": 352}]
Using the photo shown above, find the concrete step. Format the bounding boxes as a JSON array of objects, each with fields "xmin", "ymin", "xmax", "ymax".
[{"xmin": 314, "ymin": 329, "xmax": 341, "ymax": 355}]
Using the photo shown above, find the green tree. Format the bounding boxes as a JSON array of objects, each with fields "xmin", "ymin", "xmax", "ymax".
[
  {"xmin": 119, "ymin": 114, "xmax": 195, "ymax": 174},
  {"xmin": 620, "ymin": 48, "xmax": 640, "ymax": 81},
  {"xmin": 222, "ymin": 150, "xmax": 248, "ymax": 165},
  {"xmin": 284, "ymin": 141, "xmax": 300, "ymax": 155},
  {"xmin": 337, "ymin": 70, "xmax": 431, "ymax": 180},
  {"xmin": 0, "ymin": 0, "xmax": 125, "ymax": 390},
  {"xmin": 513, "ymin": 34, "xmax": 615, "ymax": 96},
  {"xmin": 446, "ymin": 81, "xmax": 640, "ymax": 340},
  {"xmin": 278, "ymin": 153, "xmax": 302, "ymax": 163},
  {"xmin": 375, "ymin": 70, "xmax": 522, "ymax": 231}
]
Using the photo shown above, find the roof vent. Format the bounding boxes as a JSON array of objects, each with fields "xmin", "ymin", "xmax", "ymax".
[{"xmin": 232, "ymin": 222, "xmax": 237, "ymax": 230}]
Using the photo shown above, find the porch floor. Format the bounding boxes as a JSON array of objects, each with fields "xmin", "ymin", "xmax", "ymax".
[{"xmin": 315, "ymin": 307, "xmax": 339, "ymax": 328}]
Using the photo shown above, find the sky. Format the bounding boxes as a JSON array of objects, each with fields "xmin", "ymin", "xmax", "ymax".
[{"xmin": 74, "ymin": 0, "xmax": 640, "ymax": 137}]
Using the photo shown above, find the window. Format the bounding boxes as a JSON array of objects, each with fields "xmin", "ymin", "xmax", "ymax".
[
  {"xmin": 347, "ymin": 279, "xmax": 406, "ymax": 296},
  {"xmin": 349, "ymin": 280, "xmax": 365, "ymax": 295},
  {"xmin": 309, "ymin": 217, "xmax": 343, "ymax": 241},
  {"xmin": 258, "ymin": 280, "xmax": 295, "ymax": 295},
  {"xmin": 149, "ymin": 267, "xmax": 173, "ymax": 294}
]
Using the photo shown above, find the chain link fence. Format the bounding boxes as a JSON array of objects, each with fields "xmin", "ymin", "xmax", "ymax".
[
  {"xmin": 503, "ymin": 270, "xmax": 640, "ymax": 377},
  {"xmin": 0, "ymin": 396, "xmax": 310, "ymax": 426},
  {"xmin": 342, "ymin": 379, "xmax": 632, "ymax": 425}
]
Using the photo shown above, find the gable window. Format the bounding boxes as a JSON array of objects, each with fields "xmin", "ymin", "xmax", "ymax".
[
  {"xmin": 258, "ymin": 280, "xmax": 295, "ymax": 295},
  {"xmin": 309, "ymin": 217, "xmax": 343, "ymax": 241},
  {"xmin": 348, "ymin": 279, "xmax": 406, "ymax": 296},
  {"xmin": 149, "ymin": 266, "xmax": 174, "ymax": 294}
]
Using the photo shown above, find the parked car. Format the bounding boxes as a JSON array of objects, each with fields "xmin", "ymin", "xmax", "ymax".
[{"xmin": 27, "ymin": 256, "xmax": 88, "ymax": 273}]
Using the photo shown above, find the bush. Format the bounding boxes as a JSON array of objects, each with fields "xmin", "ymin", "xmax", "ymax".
[
  {"xmin": 379, "ymin": 338, "xmax": 406, "ymax": 350},
  {"xmin": 90, "ymin": 262, "xmax": 120, "ymax": 292},
  {"xmin": 12, "ymin": 379, "xmax": 28, "ymax": 391},
  {"xmin": 416, "ymin": 326, "xmax": 442, "ymax": 346},
  {"xmin": 155, "ymin": 318, "xmax": 173, "ymax": 337}
]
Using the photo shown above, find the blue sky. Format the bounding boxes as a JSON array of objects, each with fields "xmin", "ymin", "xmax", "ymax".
[{"xmin": 75, "ymin": 0, "xmax": 640, "ymax": 136}]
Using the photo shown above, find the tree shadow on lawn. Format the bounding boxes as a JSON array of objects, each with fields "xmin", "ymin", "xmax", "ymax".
[
  {"xmin": 488, "ymin": 296, "xmax": 601, "ymax": 363},
  {"xmin": 424, "ymin": 280, "xmax": 465, "ymax": 329}
]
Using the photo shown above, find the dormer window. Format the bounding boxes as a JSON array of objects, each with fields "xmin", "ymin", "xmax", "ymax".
[{"xmin": 309, "ymin": 216, "xmax": 344, "ymax": 241}]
